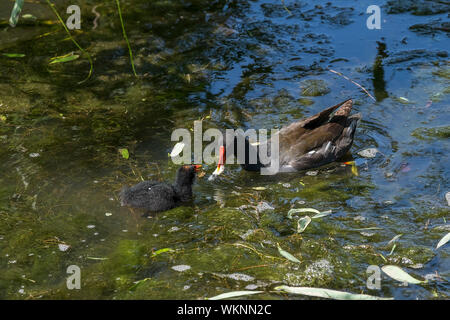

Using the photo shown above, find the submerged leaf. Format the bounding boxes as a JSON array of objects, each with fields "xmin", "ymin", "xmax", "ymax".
[
  {"xmin": 352, "ymin": 227, "xmax": 383, "ymax": 231},
  {"xmin": 277, "ymin": 243, "xmax": 300, "ymax": 263},
  {"xmin": 275, "ymin": 285, "xmax": 392, "ymax": 300},
  {"xmin": 381, "ymin": 265, "xmax": 425, "ymax": 284},
  {"xmin": 49, "ymin": 54, "xmax": 79, "ymax": 64},
  {"xmin": 152, "ymin": 248, "xmax": 175, "ymax": 257},
  {"xmin": 311, "ymin": 210, "xmax": 333, "ymax": 219},
  {"xmin": 287, "ymin": 208, "xmax": 320, "ymax": 219},
  {"xmin": 209, "ymin": 290, "xmax": 263, "ymax": 300},
  {"xmin": 436, "ymin": 232, "xmax": 450, "ymax": 249},
  {"xmin": 129, "ymin": 278, "xmax": 151, "ymax": 291},
  {"xmin": 252, "ymin": 187, "xmax": 266, "ymax": 191},
  {"xmin": 2, "ymin": 53, "xmax": 25, "ymax": 58},
  {"xmin": 297, "ymin": 216, "xmax": 311, "ymax": 233},
  {"xmin": 86, "ymin": 257, "xmax": 108, "ymax": 261},
  {"xmin": 21, "ymin": 14, "xmax": 37, "ymax": 21},
  {"xmin": 119, "ymin": 148, "xmax": 129, "ymax": 159}
]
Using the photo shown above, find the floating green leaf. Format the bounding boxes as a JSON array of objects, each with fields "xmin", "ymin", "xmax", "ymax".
[
  {"xmin": 208, "ymin": 290, "xmax": 263, "ymax": 300},
  {"xmin": 297, "ymin": 216, "xmax": 311, "ymax": 233},
  {"xmin": 275, "ymin": 285, "xmax": 392, "ymax": 300},
  {"xmin": 119, "ymin": 148, "xmax": 129, "ymax": 159},
  {"xmin": 152, "ymin": 248, "xmax": 175, "ymax": 257},
  {"xmin": 381, "ymin": 265, "xmax": 425, "ymax": 284},
  {"xmin": 287, "ymin": 208, "xmax": 320, "ymax": 219},
  {"xmin": 2, "ymin": 53, "xmax": 25, "ymax": 58},
  {"xmin": 277, "ymin": 243, "xmax": 300, "ymax": 263},
  {"xmin": 49, "ymin": 54, "xmax": 79, "ymax": 64},
  {"xmin": 436, "ymin": 232, "xmax": 450, "ymax": 249},
  {"xmin": 9, "ymin": 0, "xmax": 24, "ymax": 27}
]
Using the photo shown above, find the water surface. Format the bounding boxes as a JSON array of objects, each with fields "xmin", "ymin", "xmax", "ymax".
[{"xmin": 0, "ymin": 0, "xmax": 449, "ymax": 299}]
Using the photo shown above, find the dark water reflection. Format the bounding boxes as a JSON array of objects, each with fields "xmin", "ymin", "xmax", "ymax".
[
  {"xmin": 0, "ymin": 0, "xmax": 449, "ymax": 299},
  {"xmin": 373, "ymin": 41, "xmax": 389, "ymax": 101}
]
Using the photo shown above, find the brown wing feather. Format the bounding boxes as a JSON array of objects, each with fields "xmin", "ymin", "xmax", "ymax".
[
  {"xmin": 333, "ymin": 99, "xmax": 353, "ymax": 117},
  {"xmin": 278, "ymin": 99, "xmax": 352, "ymax": 146},
  {"xmin": 278, "ymin": 99, "xmax": 353, "ymax": 161},
  {"xmin": 287, "ymin": 114, "xmax": 361, "ymax": 171},
  {"xmin": 281, "ymin": 122, "xmax": 345, "ymax": 163}
]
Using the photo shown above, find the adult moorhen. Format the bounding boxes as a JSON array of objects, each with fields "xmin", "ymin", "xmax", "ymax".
[
  {"xmin": 211, "ymin": 99, "xmax": 361, "ymax": 176},
  {"xmin": 120, "ymin": 165, "xmax": 201, "ymax": 213}
]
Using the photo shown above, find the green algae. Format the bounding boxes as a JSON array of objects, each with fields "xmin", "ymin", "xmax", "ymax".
[
  {"xmin": 411, "ymin": 126, "xmax": 450, "ymax": 140},
  {"xmin": 0, "ymin": 0, "xmax": 448, "ymax": 301},
  {"xmin": 300, "ymin": 79, "xmax": 331, "ymax": 97}
]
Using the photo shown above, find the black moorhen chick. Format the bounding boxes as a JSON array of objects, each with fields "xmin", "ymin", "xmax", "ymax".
[
  {"xmin": 211, "ymin": 99, "xmax": 361, "ymax": 176},
  {"xmin": 120, "ymin": 165, "xmax": 201, "ymax": 213}
]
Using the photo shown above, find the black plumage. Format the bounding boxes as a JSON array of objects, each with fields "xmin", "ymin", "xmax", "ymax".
[{"xmin": 119, "ymin": 165, "xmax": 200, "ymax": 213}]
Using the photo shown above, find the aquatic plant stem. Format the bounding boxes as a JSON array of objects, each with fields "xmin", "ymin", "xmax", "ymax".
[
  {"xmin": 115, "ymin": 0, "xmax": 137, "ymax": 77},
  {"xmin": 45, "ymin": 0, "xmax": 93, "ymax": 84},
  {"xmin": 9, "ymin": 0, "xmax": 24, "ymax": 27}
]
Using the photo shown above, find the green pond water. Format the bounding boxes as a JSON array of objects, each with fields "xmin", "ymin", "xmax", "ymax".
[{"xmin": 0, "ymin": 0, "xmax": 449, "ymax": 299}]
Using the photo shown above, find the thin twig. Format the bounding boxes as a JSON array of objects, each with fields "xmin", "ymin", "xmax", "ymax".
[{"xmin": 328, "ymin": 68, "xmax": 376, "ymax": 101}]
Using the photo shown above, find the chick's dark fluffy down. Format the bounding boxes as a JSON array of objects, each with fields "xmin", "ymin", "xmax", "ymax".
[{"xmin": 119, "ymin": 181, "xmax": 178, "ymax": 212}]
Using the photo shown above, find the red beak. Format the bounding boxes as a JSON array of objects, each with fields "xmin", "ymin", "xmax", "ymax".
[
  {"xmin": 193, "ymin": 164, "xmax": 202, "ymax": 172},
  {"xmin": 218, "ymin": 146, "xmax": 225, "ymax": 166},
  {"xmin": 211, "ymin": 146, "xmax": 225, "ymax": 176}
]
